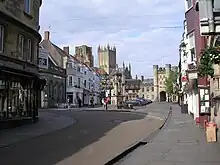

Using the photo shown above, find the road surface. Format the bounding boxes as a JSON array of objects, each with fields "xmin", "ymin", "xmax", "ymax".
[{"xmin": 0, "ymin": 103, "xmax": 170, "ymax": 165}]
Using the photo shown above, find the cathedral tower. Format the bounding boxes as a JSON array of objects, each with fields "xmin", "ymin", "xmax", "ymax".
[{"xmin": 98, "ymin": 44, "xmax": 116, "ymax": 74}]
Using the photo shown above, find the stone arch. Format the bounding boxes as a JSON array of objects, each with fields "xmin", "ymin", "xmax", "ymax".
[{"xmin": 159, "ymin": 91, "xmax": 166, "ymax": 102}]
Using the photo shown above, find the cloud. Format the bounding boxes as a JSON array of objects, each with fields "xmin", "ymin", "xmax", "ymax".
[{"xmin": 40, "ymin": 0, "xmax": 184, "ymax": 77}]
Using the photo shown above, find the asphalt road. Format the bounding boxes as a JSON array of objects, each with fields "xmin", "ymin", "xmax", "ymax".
[{"xmin": 0, "ymin": 110, "xmax": 146, "ymax": 165}]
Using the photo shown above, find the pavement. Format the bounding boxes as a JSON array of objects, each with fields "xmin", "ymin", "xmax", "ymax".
[
  {"xmin": 0, "ymin": 111, "xmax": 75, "ymax": 148},
  {"xmin": 117, "ymin": 104, "xmax": 220, "ymax": 165},
  {"xmin": 0, "ymin": 103, "xmax": 171, "ymax": 165}
]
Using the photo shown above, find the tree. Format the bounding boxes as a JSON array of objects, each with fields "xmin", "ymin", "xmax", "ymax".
[{"xmin": 165, "ymin": 71, "xmax": 178, "ymax": 95}]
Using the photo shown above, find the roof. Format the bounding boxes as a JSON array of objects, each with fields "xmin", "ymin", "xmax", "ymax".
[{"xmin": 141, "ymin": 78, "xmax": 154, "ymax": 86}]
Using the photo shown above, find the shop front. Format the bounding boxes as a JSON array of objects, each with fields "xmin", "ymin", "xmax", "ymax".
[{"xmin": 0, "ymin": 69, "xmax": 45, "ymax": 128}]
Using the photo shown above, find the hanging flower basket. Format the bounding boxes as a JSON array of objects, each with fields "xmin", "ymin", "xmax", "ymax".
[{"xmin": 198, "ymin": 47, "xmax": 220, "ymax": 78}]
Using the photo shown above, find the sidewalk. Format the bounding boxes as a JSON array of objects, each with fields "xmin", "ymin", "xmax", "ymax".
[
  {"xmin": 0, "ymin": 111, "xmax": 75, "ymax": 148},
  {"xmin": 118, "ymin": 104, "xmax": 220, "ymax": 165}
]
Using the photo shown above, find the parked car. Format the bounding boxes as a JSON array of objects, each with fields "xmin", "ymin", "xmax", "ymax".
[
  {"xmin": 125, "ymin": 100, "xmax": 141, "ymax": 106},
  {"xmin": 136, "ymin": 98, "xmax": 148, "ymax": 105}
]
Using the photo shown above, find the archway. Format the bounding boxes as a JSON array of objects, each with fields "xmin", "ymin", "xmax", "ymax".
[{"xmin": 159, "ymin": 91, "xmax": 166, "ymax": 102}]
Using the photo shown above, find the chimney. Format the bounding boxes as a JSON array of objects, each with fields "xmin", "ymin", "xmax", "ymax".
[
  {"xmin": 63, "ymin": 46, "xmax": 69, "ymax": 54},
  {"xmin": 141, "ymin": 76, "xmax": 144, "ymax": 81},
  {"xmin": 44, "ymin": 31, "xmax": 50, "ymax": 40}
]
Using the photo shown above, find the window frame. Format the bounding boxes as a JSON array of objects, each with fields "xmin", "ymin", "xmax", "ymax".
[
  {"xmin": 68, "ymin": 76, "xmax": 73, "ymax": 86},
  {"xmin": 27, "ymin": 38, "xmax": 32, "ymax": 62},
  {"xmin": 24, "ymin": 0, "xmax": 31, "ymax": 14},
  {"xmin": 17, "ymin": 34, "xmax": 24, "ymax": 59},
  {"xmin": 186, "ymin": 0, "xmax": 193, "ymax": 9},
  {"xmin": 0, "ymin": 25, "xmax": 4, "ymax": 53}
]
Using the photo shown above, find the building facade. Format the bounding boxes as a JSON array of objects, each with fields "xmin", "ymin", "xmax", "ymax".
[
  {"xmin": 67, "ymin": 47, "xmax": 101, "ymax": 107},
  {"xmin": 75, "ymin": 45, "xmax": 94, "ymax": 67},
  {"xmin": 138, "ymin": 77, "xmax": 154, "ymax": 101},
  {"xmin": 182, "ymin": 0, "xmax": 209, "ymax": 126},
  {"xmin": 38, "ymin": 47, "xmax": 66, "ymax": 108},
  {"xmin": 40, "ymin": 31, "xmax": 67, "ymax": 107},
  {"xmin": 98, "ymin": 44, "xmax": 116, "ymax": 74},
  {"xmin": 0, "ymin": 0, "xmax": 45, "ymax": 124},
  {"xmin": 153, "ymin": 64, "xmax": 178, "ymax": 102}
]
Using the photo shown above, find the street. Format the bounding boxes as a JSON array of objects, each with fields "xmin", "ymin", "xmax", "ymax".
[{"xmin": 0, "ymin": 103, "xmax": 170, "ymax": 165}]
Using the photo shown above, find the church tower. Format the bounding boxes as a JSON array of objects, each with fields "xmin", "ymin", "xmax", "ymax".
[{"xmin": 98, "ymin": 44, "xmax": 116, "ymax": 74}]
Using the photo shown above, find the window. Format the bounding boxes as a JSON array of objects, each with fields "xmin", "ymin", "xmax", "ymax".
[
  {"xmin": 24, "ymin": 0, "xmax": 31, "ymax": 14},
  {"xmin": 188, "ymin": 32, "xmax": 196, "ymax": 61},
  {"xmin": 0, "ymin": 25, "xmax": 4, "ymax": 53},
  {"xmin": 84, "ymin": 80, "xmax": 86, "ymax": 88},
  {"xmin": 187, "ymin": 0, "xmax": 192, "ymax": 9},
  {"xmin": 27, "ymin": 39, "xmax": 32, "ymax": 61},
  {"xmin": 142, "ymin": 88, "xmax": 144, "ymax": 92},
  {"xmin": 17, "ymin": 34, "xmax": 24, "ymax": 59},
  {"xmin": 78, "ymin": 77, "xmax": 80, "ymax": 87},
  {"xmin": 68, "ymin": 76, "xmax": 72, "ymax": 86},
  {"xmin": 151, "ymin": 87, "xmax": 154, "ymax": 91},
  {"xmin": 146, "ymin": 87, "xmax": 149, "ymax": 92}
]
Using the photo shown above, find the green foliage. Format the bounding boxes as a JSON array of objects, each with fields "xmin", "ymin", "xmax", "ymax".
[
  {"xmin": 198, "ymin": 47, "xmax": 220, "ymax": 78},
  {"xmin": 164, "ymin": 71, "xmax": 178, "ymax": 94}
]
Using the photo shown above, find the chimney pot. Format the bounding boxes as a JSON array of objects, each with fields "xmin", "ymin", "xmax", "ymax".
[
  {"xmin": 44, "ymin": 31, "xmax": 50, "ymax": 40},
  {"xmin": 63, "ymin": 46, "xmax": 69, "ymax": 54}
]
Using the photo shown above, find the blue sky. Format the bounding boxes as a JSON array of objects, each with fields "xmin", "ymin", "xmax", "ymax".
[{"xmin": 39, "ymin": 0, "xmax": 185, "ymax": 77}]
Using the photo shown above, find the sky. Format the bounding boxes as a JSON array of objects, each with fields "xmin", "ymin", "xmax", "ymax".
[{"xmin": 39, "ymin": 0, "xmax": 185, "ymax": 78}]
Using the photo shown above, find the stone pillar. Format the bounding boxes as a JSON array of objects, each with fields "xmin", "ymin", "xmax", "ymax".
[{"xmin": 153, "ymin": 65, "xmax": 158, "ymax": 101}]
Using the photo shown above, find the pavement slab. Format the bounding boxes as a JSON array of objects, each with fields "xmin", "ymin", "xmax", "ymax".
[{"xmin": 117, "ymin": 104, "xmax": 220, "ymax": 165}]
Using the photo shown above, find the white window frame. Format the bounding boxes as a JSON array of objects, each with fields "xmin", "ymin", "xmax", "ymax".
[
  {"xmin": 188, "ymin": 32, "xmax": 196, "ymax": 61},
  {"xmin": 24, "ymin": 0, "xmax": 31, "ymax": 14},
  {"xmin": 18, "ymin": 34, "xmax": 24, "ymax": 59},
  {"xmin": 0, "ymin": 25, "xmax": 4, "ymax": 53},
  {"xmin": 27, "ymin": 39, "xmax": 32, "ymax": 62}
]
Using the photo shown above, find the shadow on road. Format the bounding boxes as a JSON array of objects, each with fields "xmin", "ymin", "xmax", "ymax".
[{"xmin": 0, "ymin": 111, "xmax": 145, "ymax": 165}]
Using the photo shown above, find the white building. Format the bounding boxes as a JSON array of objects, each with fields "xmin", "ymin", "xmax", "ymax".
[
  {"xmin": 179, "ymin": 20, "xmax": 199, "ymax": 119},
  {"xmin": 66, "ymin": 46, "xmax": 101, "ymax": 106}
]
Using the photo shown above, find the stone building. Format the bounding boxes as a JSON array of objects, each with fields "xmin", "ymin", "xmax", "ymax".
[
  {"xmin": 153, "ymin": 64, "xmax": 178, "ymax": 102},
  {"xmin": 98, "ymin": 44, "xmax": 116, "ymax": 74},
  {"xmin": 40, "ymin": 31, "xmax": 67, "ymax": 107},
  {"xmin": 38, "ymin": 46, "xmax": 66, "ymax": 108},
  {"xmin": 0, "ymin": 0, "xmax": 45, "ymax": 125},
  {"xmin": 75, "ymin": 45, "xmax": 94, "ymax": 67},
  {"xmin": 138, "ymin": 77, "xmax": 154, "ymax": 100}
]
